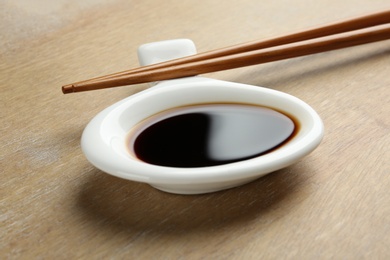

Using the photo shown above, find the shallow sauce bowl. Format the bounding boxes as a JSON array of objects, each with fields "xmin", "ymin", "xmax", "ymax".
[{"xmin": 81, "ymin": 75, "xmax": 323, "ymax": 194}]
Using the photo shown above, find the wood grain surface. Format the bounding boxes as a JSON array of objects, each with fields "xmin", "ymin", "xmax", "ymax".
[{"xmin": 1, "ymin": 0, "xmax": 389, "ymax": 259}]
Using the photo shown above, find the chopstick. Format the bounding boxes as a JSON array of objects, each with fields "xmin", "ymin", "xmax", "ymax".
[
  {"xmin": 62, "ymin": 10, "xmax": 390, "ymax": 94},
  {"xmin": 66, "ymin": 10, "xmax": 390, "ymax": 84}
]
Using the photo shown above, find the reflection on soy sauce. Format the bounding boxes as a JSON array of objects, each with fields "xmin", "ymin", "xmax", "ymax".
[{"xmin": 131, "ymin": 104, "xmax": 298, "ymax": 167}]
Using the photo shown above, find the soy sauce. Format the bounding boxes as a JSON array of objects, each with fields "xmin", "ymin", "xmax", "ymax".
[{"xmin": 130, "ymin": 104, "xmax": 296, "ymax": 167}]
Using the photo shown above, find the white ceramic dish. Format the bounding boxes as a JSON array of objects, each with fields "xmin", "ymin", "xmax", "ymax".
[{"xmin": 81, "ymin": 39, "xmax": 324, "ymax": 194}]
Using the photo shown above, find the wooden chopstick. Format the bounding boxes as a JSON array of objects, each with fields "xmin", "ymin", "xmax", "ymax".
[
  {"xmin": 62, "ymin": 10, "xmax": 390, "ymax": 94},
  {"xmin": 63, "ymin": 25, "xmax": 390, "ymax": 93},
  {"xmin": 65, "ymin": 9, "xmax": 390, "ymax": 86}
]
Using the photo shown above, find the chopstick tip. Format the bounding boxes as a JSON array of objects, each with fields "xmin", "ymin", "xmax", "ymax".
[{"xmin": 62, "ymin": 84, "xmax": 75, "ymax": 94}]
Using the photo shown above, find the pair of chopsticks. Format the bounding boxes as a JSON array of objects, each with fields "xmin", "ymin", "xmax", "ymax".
[{"xmin": 62, "ymin": 9, "xmax": 390, "ymax": 94}]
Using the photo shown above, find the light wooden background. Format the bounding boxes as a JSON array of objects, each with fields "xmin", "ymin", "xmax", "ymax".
[{"xmin": 1, "ymin": 0, "xmax": 389, "ymax": 259}]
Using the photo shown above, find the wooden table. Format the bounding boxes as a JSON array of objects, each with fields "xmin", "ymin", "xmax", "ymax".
[{"xmin": 1, "ymin": 0, "xmax": 389, "ymax": 259}]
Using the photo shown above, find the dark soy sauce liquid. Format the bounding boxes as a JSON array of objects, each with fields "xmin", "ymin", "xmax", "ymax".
[{"xmin": 131, "ymin": 104, "xmax": 296, "ymax": 167}]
